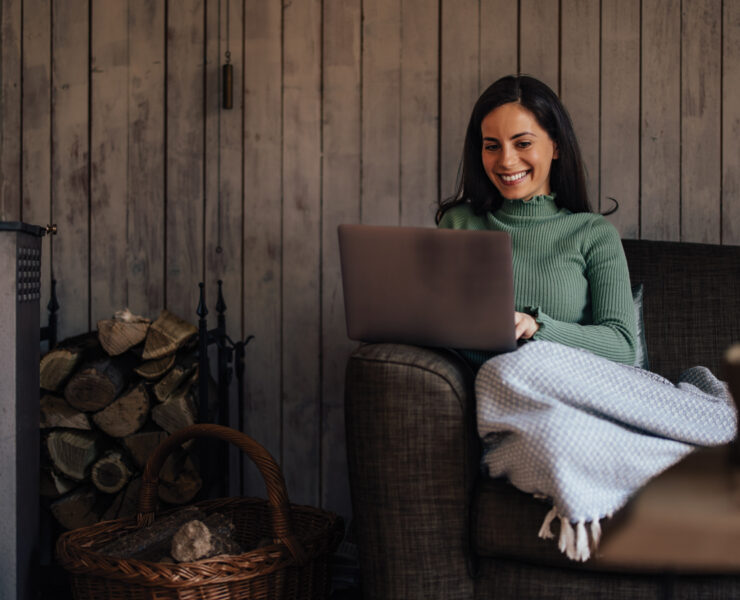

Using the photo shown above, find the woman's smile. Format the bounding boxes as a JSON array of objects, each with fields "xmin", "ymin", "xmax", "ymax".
[{"xmin": 498, "ymin": 170, "xmax": 531, "ymax": 185}]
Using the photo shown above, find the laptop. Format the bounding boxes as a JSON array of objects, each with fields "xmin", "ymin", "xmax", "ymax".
[{"xmin": 337, "ymin": 224, "xmax": 516, "ymax": 352}]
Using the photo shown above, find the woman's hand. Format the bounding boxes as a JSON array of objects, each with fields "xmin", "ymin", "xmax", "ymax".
[{"xmin": 515, "ymin": 311, "xmax": 540, "ymax": 340}]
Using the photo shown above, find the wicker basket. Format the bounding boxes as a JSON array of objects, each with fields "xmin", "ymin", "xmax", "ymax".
[{"xmin": 56, "ymin": 424, "xmax": 344, "ymax": 599}]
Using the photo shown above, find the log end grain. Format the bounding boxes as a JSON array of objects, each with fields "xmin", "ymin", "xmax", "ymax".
[
  {"xmin": 91, "ymin": 452, "xmax": 132, "ymax": 494},
  {"xmin": 46, "ymin": 430, "xmax": 99, "ymax": 481},
  {"xmin": 97, "ymin": 319, "xmax": 150, "ymax": 356},
  {"xmin": 40, "ymin": 395, "xmax": 91, "ymax": 430},
  {"xmin": 141, "ymin": 310, "xmax": 197, "ymax": 360},
  {"xmin": 92, "ymin": 383, "xmax": 150, "ymax": 438},
  {"xmin": 134, "ymin": 354, "xmax": 176, "ymax": 380}
]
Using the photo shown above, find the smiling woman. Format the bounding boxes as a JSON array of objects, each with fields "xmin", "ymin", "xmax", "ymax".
[
  {"xmin": 433, "ymin": 75, "xmax": 737, "ymax": 563},
  {"xmin": 436, "ymin": 74, "xmax": 632, "ymax": 362}
]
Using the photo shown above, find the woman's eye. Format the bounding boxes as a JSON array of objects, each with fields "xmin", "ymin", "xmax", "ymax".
[
  {"xmin": 517, "ymin": 141, "xmax": 532, "ymax": 148},
  {"xmin": 484, "ymin": 144, "xmax": 499, "ymax": 151}
]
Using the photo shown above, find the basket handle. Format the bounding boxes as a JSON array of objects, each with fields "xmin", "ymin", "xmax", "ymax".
[{"xmin": 137, "ymin": 423, "xmax": 308, "ymax": 564}]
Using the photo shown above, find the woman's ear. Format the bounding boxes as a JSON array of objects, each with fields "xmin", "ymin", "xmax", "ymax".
[{"xmin": 552, "ymin": 143, "xmax": 559, "ymax": 159}]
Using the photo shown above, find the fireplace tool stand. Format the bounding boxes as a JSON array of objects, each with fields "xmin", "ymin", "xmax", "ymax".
[{"xmin": 196, "ymin": 280, "xmax": 254, "ymax": 498}]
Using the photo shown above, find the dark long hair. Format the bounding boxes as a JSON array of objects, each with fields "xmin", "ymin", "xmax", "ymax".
[{"xmin": 436, "ymin": 75, "xmax": 594, "ymax": 223}]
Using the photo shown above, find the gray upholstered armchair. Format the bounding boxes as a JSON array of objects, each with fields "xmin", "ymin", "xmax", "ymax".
[{"xmin": 344, "ymin": 239, "xmax": 740, "ymax": 600}]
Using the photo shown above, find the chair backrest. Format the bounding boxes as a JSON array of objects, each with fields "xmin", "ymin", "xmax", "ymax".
[{"xmin": 622, "ymin": 239, "xmax": 740, "ymax": 382}]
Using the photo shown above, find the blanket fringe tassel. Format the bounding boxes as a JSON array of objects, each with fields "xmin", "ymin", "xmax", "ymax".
[
  {"xmin": 538, "ymin": 507, "xmax": 557, "ymax": 539},
  {"xmin": 538, "ymin": 508, "xmax": 605, "ymax": 562}
]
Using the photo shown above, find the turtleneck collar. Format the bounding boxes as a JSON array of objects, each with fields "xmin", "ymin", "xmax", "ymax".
[{"xmin": 495, "ymin": 193, "xmax": 561, "ymax": 219}]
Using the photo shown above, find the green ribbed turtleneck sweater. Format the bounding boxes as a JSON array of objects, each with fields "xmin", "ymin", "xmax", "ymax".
[{"xmin": 438, "ymin": 194, "xmax": 637, "ymax": 367}]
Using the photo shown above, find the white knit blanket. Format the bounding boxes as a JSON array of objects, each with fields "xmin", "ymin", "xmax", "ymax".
[{"xmin": 476, "ymin": 341, "xmax": 737, "ymax": 561}]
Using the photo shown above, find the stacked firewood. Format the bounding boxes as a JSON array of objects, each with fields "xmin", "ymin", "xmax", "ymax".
[
  {"xmin": 97, "ymin": 506, "xmax": 249, "ymax": 563},
  {"xmin": 40, "ymin": 309, "xmax": 206, "ymax": 531}
]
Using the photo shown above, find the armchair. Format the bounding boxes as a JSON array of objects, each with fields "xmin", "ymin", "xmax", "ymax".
[{"xmin": 345, "ymin": 238, "xmax": 740, "ymax": 599}]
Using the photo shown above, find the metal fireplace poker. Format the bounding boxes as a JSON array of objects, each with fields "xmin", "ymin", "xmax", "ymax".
[{"xmin": 196, "ymin": 279, "xmax": 254, "ymax": 498}]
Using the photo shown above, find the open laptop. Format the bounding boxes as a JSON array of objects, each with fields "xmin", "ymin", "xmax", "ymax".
[{"xmin": 337, "ymin": 224, "xmax": 516, "ymax": 352}]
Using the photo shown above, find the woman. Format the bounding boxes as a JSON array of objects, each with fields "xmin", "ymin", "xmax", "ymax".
[
  {"xmin": 437, "ymin": 74, "xmax": 637, "ymax": 368},
  {"xmin": 437, "ymin": 75, "xmax": 735, "ymax": 561}
]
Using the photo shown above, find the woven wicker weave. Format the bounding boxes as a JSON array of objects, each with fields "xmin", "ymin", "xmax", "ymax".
[{"xmin": 57, "ymin": 424, "xmax": 344, "ymax": 599}]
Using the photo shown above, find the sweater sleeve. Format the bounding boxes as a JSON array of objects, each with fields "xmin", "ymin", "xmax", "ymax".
[{"xmin": 530, "ymin": 217, "xmax": 638, "ymax": 365}]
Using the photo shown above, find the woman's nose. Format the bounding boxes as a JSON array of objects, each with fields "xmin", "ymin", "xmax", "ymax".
[{"xmin": 500, "ymin": 145, "xmax": 518, "ymax": 167}]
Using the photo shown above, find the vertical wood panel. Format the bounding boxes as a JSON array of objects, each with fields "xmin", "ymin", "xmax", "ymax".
[
  {"xmin": 561, "ymin": 0, "xmax": 600, "ymax": 208},
  {"xmin": 282, "ymin": 0, "xmax": 321, "ymax": 506},
  {"xmin": 361, "ymin": 0, "xmax": 401, "ymax": 225},
  {"xmin": 400, "ymin": 0, "xmax": 438, "ymax": 227},
  {"xmin": 440, "ymin": 0, "xmax": 478, "ymax": 200},
  {"xmin": 203, "ymin": 0, "xmax": 220, "ymax": 489},
  {"xmin": 242, "ymin": 0, "xmax": 282, "ymax": 496},
  {"xmin": 480, "ymin": 0, "xmax": 518, "ymax": 90},
  {"xmin": 641, "ymin": 0, "xmax": 680, "ymax": 241},
  {"xmin": 205, "ymin": 0, "xmax": 243, "ymax": 494},
  {"xmin": 321, "ymin": 0, "xmax": 361, "ymax": 517},
  {"xmin": 519, "ymin": 0, "xmax": 559, "ymax": 94},
  {"xmin": 22, "ymin": 0, "xmax": 52, "ymax": 323},
  {"xmin": 128, "ymin": 0, "xmax": 165, "ymax": 316},
  {"xmin": 682, "ymin": 0, "xmax": 722, "ymax": 243},
  {"xmin": 90, "ymin": 0, "xmax": 128, "ymax": 324},
  {"xmin": 1, "ymin": 0, "xmax": 21, "ymax": 219},
  {"xmin": 166, "ymin": 0, "xmax": 204, "ymax": 322},
  {"xmin": 600, "ymin": 0, "xmax": 640, "ymax": 236},
  {"xmin": 52, "ymin": 0, "xmax": 89, "ymax": 339},
  {"xmin": 724, "ymin": 0, "xmax": 740, "ymax": 245}
]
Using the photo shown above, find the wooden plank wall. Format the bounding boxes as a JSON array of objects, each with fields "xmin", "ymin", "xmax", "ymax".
[{"xmin": 1, "ymin": 0, "xmax": 739, "ymax": 523}]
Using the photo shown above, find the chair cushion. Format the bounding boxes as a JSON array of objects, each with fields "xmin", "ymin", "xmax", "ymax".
[{"xmin": 473, "ymin": 478, "xmax": 641, "ymax": 573}]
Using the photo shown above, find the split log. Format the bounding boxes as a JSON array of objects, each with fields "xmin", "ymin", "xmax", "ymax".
[
  {"xmin": 92, "ymin": 383, "xmax": 150, "ymax": 438},
  {"xmin": 122, "ymin": 430, "xmax": 169, "ymax": 470},
  {"xmin": 98, "ymin": 505, "xmax": 204, "ymax": 560},
  {"xmin": 158, "ymin": 450, "xmax": 202, "ymax": 505},
  {"xmin": 142, "ymin": 310, "xmax": 197, "ymax": 360},
  {"xmin": 64, "ymin": 354, "xmax": 136, "ymax": 412},
  {"xmin": 153, "ymin": 356, "xmax": 197, "ymax": 403},
  {"xmin": 134, "ymin": 354, "xmax": 175, "ymax": 380},
  {"xmin": 46, "ymin": 430, "xmax": 99, "ymax": 481},
  {"xmin": 91, "ymin": 452, "xmax": 132, "ymax": 494},
  {"xmin": 40, "ymin": 332, "xmax": 101, "ymax": 391},
  {"xmin": 40, "ymin": 349, "xmax": 83, "ymax": 393},
  {"xmin": 50, "ymin": 486, "xmax": 105, "ymax": 531},
  {"xmin": 40, "ymin": 467, "xmax": 77, "ymax": 498},
  {"xmin": 170, "ymin": 515, "xmax": 243, "ymax": 562},
  {"xmin": 97, "ymin": 309, "xmax": 151, "ymax": 356},
  {"xmin": 102, "ymin": 477, "xmax": 144, "ymax": 522},
  {"xmin": 152, "ymin": 392, "xmax": 196, "ymax": 434},
  {"xmin": 40, "ymin": 395, "xmax": 91, "ymax": 430}
]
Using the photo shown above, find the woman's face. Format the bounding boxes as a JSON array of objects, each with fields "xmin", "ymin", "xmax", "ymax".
[{"xmin": 480, "ymin": 102, "xmax": 558, "ymax": 202}]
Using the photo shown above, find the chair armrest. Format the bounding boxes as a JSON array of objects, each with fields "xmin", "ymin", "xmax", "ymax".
[{"xmin": 345, "ymin": 343, "xmax": 478, "ymax": 600}]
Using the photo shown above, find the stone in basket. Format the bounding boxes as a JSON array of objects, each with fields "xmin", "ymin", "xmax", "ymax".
[{"xmin": 56, "ymin": 424, "xmax": 344, "ymax": 600}]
